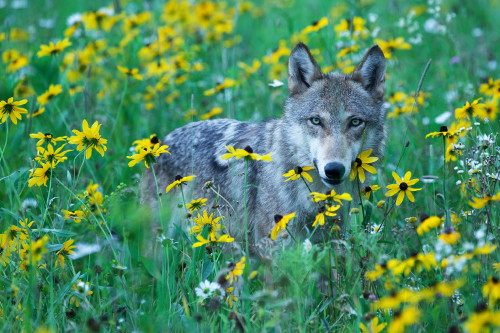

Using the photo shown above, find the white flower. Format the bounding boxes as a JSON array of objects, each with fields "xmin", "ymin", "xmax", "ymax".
[
  {"xmin": 268, "ymin": 79, "xmax": 284, "ymax": 88},
  {"xmin": 303, "ymin": 239, "xmax": 312, "ymax": 253},
  {"xmin": 195, "ymin": 280, "xmax": 225, "ymax": 300}
]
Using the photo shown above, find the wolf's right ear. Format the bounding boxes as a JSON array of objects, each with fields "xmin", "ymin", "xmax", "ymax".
[
  {"xmin": 288, "ymin": 42, "xmax": 323, "ymax": 95},
  {"xmin": 351, "ymin": 45, "xmax": 386, "ymax": 101}
]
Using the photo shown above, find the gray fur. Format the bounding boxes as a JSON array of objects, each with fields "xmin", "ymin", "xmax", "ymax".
[{"xmin": 142, "ymin": 43, "xmax": 387, "ymax": 254}]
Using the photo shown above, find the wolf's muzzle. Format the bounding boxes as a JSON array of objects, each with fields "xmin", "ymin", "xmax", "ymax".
[{"xmin": 324, "ymin": 162, "xmax": 345, "ymax": 183}]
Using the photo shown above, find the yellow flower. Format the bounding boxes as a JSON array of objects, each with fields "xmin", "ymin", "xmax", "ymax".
[
  {"xmin": 438, "ymin": 228, "xmax": 461, "ymax": 245},
  {"xmin": 0, "ymin": 234, "xmax": 12, "ymax": 267},
  {"xmin": 310, "ymin": 190, "xmax": 352, "ymax": 204},
  {"xmin": 312, "ymin": 205, "xmax": 340, "ymax": 227},
  {"xmin": 237, "ymin": 59, "xmax": 261, "ymax": 75},
  {"xmin": 192, "ymin": 233, "xmax": 234, "ymax": 248},
  {"xmin": 30, "ymin": 132, "xmax": 67, "ymax": 146},
  {"xmin": 21, "ymin": 235, "xmax": 49, "ymax": 265},
  {"xmin": 385, "ymin": 171, "xmax": 421, "ymax": 206},
  {"xmin": 270, "ymin": 212, "xmax": 296, "ymax": 240},
  {"xmin": 494, "ymin": 263, "xmax": 500, "ymax": 273},
  {"xmin": 37, "ymin": 84, "xmax": 63, "ymax": 105},
  {"xmin": 425, "ymin": 125, "xmax": 456, "ymax": 139},
  {"xmin": 226, "ymin": 256, "xmax": 246, "ymax": 284},
  {"xmin": 61, "ymin": 209, "xmax": 85, "ymax": 223},
  {"xmin": 189, "ymin": 210, "xmax": 221, "ymax": 235},
  {"xmin": 300, "ymin": 17, "xmax": 329, "ymax": 35},
  {"xmin": 132, "ymin": 134, "xmax": 161, "ymax": 152},
  {"xmin": 469, "ymin": 191, "xmax": 500, "ymax": 209},
  {"xmin": 200, "ymin": 107, "xmax": 223, "ymax": 120},
  {"xmin": 360, "ymin": 185, "xmax": 381, "ymax": 200},
  {"xmin": 283, "ymin": 166, "xmax": 315, "ymax": 182},
  {"xmin": 482, "ymin": 276, "xmax": 500, "ymax": 303},
  {"xmin": 35, "ymin": 144, "xmax": 73, "ymax": 167},
  {"xmin": 416, "ymin": 216, "xmax": 443, "ymax": 235},
  {"xmin": 165, "ymin": 175, "xmax": 197, "ymax": 193},
  {"xmin": 203, "ymin": 78, "xmax": 237, "ymax": 96},
  {"xmin": 186, "ymin": 198, "xmax": 208, "ymax": 213},
  {"xmin": 337, "ymin": 45, "xmax": 359, "ymax": 59},
  {"xmin": 37, "ymin": 38, "xmax": 72, "ymax": 57},
  {"xmin": 221, "ymin": 145, "xmax": 272, "ymax": 161},
  {"xmin": 360, "ymin": 317, "xmax": 387, "ymax": 333},
  {"xmin": 484, "ymin": 99, "xmax": 499, "ymax": 121},
  {"xmin": 55, "ymin": 239, "xmax": 76, "ymax": 269},
  {"xmin": 262, "ymin": 41, "xmax": 290, "ymax": 64},
  {"xmin": 68, "ymin": 120, "xmax": 108, "ymax": 159},
  {"xmin": 349, "ymin": 149, "xmax": 378, "ymax": 183},
  {"xmin": 127, "ymin": 143, "xmax": 171, "ymax": 168},
  {"xmin": 334, "ymin": 17, "xmax": 369, "ymax": 39},
  {"xmin": 374, "ymin": 37, "xmax": 411, "ymax": 59},
  {"xmin": 28, "ymin": 162, "xmax": 52, "ymax": 187},
  {"xmin": 0, "ymin": 97, "xmax": 28, "ymax": 125},
  {"xmin": 117, "ymin": 65, "xmax": 143, "ymax": 81},
  {"xmin": 387, "ymin": 306, "xmax": 420, "ymax": 333},
  {"xmin": 464, "ymin": 309, "xmax": 500, "ymax": 333},
  {"xmin": 454, "ymin": 98, "xmax": 487, "ymax": 119}
]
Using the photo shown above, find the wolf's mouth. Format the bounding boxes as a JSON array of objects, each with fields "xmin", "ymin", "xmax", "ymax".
[{"xmin": 321, "ymin": 177, "xmax": 343, "ymax": 187}]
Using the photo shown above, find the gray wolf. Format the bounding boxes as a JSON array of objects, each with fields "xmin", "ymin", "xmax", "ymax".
[{"xmin": 142, "ymin": 42, "xmax": 387, "ymax": 252}]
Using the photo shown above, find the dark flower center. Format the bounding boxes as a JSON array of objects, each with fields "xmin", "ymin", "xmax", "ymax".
[
  {"xmin": 439, "ymin": 125, "xmax": 448, "ymax": 132},
  {"xmin": 175, "ymin": 175, "xmax": 182, "ymax": 181},
  {"xmin": 364, "ymin": 186, "xmax": 372, "ymax": 192},
  {"xmin": 150, "ymin": 136, "xmax": 159, "ymax": 144},
  {"xmin": 493, "ymin": 277, "xmax": 499, "ymax": 284},
  {"xmin": 4, "ymin": 103, "xmax": 14, "ymax": 113},
  {"xmin": 354, "ymin": 158, "xmax": 362, "ymax": 167},
  {"xmin": 295, "ymin": 166, "xmax": 303, "ymax": 174},
  {"xmin": 274, "ymin": 214, "xmax": 283, "ymax": 223},
  {"xmin": 44, "ymin": 133, "xmax": 53, "ymax": 138},
  {"xmin": 318, "ymin": 206, "xmax": 326, "ymax": 214},
  {"xmin": 311, "ymin": 20, "xmax": 318, "ymax": 26},
  {"xmin": 244, "ymin": 145, "xmax": 253, "ymax": 153},
  {"xmin": 399, "ymin": 182, "xmax": 408, "ymax": 191}
]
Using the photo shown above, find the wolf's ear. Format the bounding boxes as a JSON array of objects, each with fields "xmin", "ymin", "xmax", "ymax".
[
  {"xmin": 288, "ymin": 42, "xmax": 323, "ymax": 95},
  {"xmin": 351, "ymin": 45, "xmax": 386, "ymax": 100}
]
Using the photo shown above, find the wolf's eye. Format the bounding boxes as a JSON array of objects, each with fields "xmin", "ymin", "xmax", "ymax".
[
  {"xmin": 310, "ymin": 117, "xmax": 321, "ymax": 125},
  {"xmin": 350, "ymin": 118, "xmax": 363, "ymax": 127}
]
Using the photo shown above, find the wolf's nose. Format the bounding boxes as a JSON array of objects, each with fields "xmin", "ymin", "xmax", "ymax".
[{"xmin": 324, "ymin": 162, "xmax": 345, "ymax": 180}]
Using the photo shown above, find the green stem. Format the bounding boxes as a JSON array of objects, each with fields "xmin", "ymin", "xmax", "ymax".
[
  {"xmin": 356, "ymin": 177, "xmax": 366, "ymax": 226},
  {"xmin": 443, "ymin": 137, "xmax": 449, "ymax": 228},
  {"xmin": 244, "ymin": 159, "xmax": 249, "ymax": 257},
  {"xmin": 150, "ymin": 165, "xmax": 164, "ymax": 228}
]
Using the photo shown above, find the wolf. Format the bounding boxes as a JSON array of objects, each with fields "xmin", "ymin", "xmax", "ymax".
[{"xmin": 142, "ymin": 42, "xmax": 387, "ymax": 253}]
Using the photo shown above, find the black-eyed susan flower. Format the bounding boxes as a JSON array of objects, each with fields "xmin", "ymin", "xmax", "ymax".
[
  {"xmin": 482, "ymin": 277, "xmax": 500, "ymax": 303},
  {"xmin": 200, "ymin": 107, "xmax": 223, "ymax": 120},
  {"xmin": 117, "ymin": 65, "xmax": 143, "ymax": 81},
  {"xmin": 365, "ymin": 260, "xmax": 400, "ymax": 281},
  {"xmin": 226, "ymin": 256, "xmax": 245, "ymax": 284},
  {"xmin": 61, "ymin": 209, "xmax": 85, "ymax": 223},
  {"xmin": 373, "ymin": 37, "xmax": 411, "ymax": 60},
  {"xmin": 469, "ymin": 191, "xmax": 500, "ymax": 209},
  {"xmin": 270, "ymin": 212, "xmax": 296, "ymax": 240},
  {"xmin": 237, "ymin": 59, "xmax": 261, "ymax": 75},
  {"xmin": 360, "ymin": 184, "xmax": 381, "ymax": 200},
  {"xmin": 283, "ymin": 166, "xmax": 315, "ymax": 182},
  {"xmin": 425, "ymin": 125, "xmax": 456, "ymax": 139},
  {"xmin": 301, "ymin": 17, "xmax": 329, "ymax": 35},
  {"xmin": 27, "ymin": 107, "xmax": 45, "ymax": 118},
  {"xmin": 479, "ymin": 78, "xmax": 500, "ymax": 96},
  {"xmin": 30, "ymin": 132, "xmax": 67, "ymax": 146},
  {"xmin": 28, "ymin": 162, "xmax": 52, "ymax": 187},
  {"xmin": 0, "ymin": 234, "xmax": 12, "ymax": 267},
  {"xmin": 189, "ymin": 210, "xmax": 221, "ymax": 235},
  {"xmin": 186, "ymin": 198, "xmax": 208, "ymax": 213},
  {"xmin": 0, "ymin": 97, "xmax": 28, "ymax": 125},
  {"xmin": 349, "ymin": 149, "xmax": 378, "ymax": 183},
  {"xmin": 127, "ymin": 143, "xmax": 171, "ymax": 168},
  {"xmin": 454, "ymin": 98, "xmax": 487, "ymax": 119},
  {"xmin": 310, "ymin": 190, "xmax": 352, "ymax": 204},
  {"xmin": 21, "ymin": 235, "xmax": 49, "ymax": 265},
  {"xmin": 438, "ymin": 227, "xmax": 461, "ymax": 245},
  {"xmin": 359, "ymin": 317, "xmax": 387, "ymax": 333},
  {"xmin": 416, "ymin": 216, "xmax": 442, "ymax": 235},
  {"xmin": 385, "ymin": 171, "xmax": 421, "ymax": 206},
  {"xmin": 334, "ymin": 17, "xmax": 369, "ymax": 39},
  {"xmin": 68, "ymin": 119, "xmax": 108, "ymax": 159},
  {"xmin": 37, "ymin": 84, "xmax": 63, "ymax": 106},
  {"xmin": 132, "ymin": 134, "xmax": 161, "ymax": 152},
  {"xmin": 312, "ymin": 205, "xmax": 340, "ymax": 227},
  {"xmin": 37, "ymin": 38, "xmax": 72, "ymax": 57},
  {"xmin": 35, "ymin": 144, "xmax": 73, "ymax": 167},
  {"xmin": 463, "ymin": 307, "xmax": 500, "ymax": 333},
  {"xmin": 225, "ymin": 286, "xmax": 238, "ymax": 308},
  {"xmin": 387, "ymin": 306, "xmax": 420, "ymax": 333},
  {"xmin": 203, "ymin": 78, "xmax": 237, "ymax": 96},
  {"xmin": 55, "ymin": 239, "xmax": 76, "ymax": 269},
  {"xmin": 192, "ymin": 233, "xmax": 234, "ymax": 248},
  {"xmin": 221, "ymin": 145, "xmax": 272, "ymax": 161},
  {"xmin": 166, "ymin": 175, "xmax": 197, "ymax": 193}
]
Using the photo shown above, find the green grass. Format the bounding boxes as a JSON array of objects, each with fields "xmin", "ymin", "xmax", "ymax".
[{"xmin": 0, "ymin": 0, "xmax": 499, "ymax": 331}]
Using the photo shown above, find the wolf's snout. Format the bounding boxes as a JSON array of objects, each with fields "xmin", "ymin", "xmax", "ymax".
[{"xmin": 324, "ymin": 162, "xmax": 345, "ymax": 181}]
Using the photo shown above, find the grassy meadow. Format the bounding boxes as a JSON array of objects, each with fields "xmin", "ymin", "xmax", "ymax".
[{"xmin": 1, "ymin": 0, "xmax": 500, "ymax": 331}]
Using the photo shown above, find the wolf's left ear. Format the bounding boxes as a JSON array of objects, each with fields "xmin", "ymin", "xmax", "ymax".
[
  {"xmin": 351, "ymin": 45, "xmax": 386, "ymax": 100},
  {"xmin": 288, "ymin": 42, "xmax": 323, "ymax": 95}
]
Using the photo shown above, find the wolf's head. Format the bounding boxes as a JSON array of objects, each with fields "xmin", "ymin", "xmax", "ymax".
[{"xmin": 283, "ymin": 42, "xmax": 387, "ymax": 187}]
